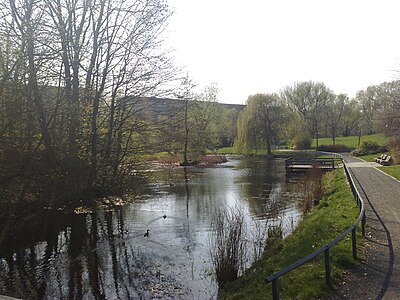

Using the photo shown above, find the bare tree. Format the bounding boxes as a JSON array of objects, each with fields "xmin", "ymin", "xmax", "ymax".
[
  {"xmin": 281, "ymin": 81, "xmax": 332, "ymax": 148},
  {"xmin": 0, "ymin": 0, "xmax": 178, "ymax": 207},
  {"xmin": 341, "ymin": 99, "xmax": 361, "ymax": 137},
  {"xmin": 325, "ymin": 94, "xmax": 346, "ymax": 145},
  {"xmin": 189, "ymin": 84, "xmax": 220, "ymax": 155},
  {"xmin": 356, "ymin": 86, "xmax": 380, "ymax": 135},
  {"xmin": 173, "ymin": 74, "xmax": 196, "ymax": 165},
  {"xmin": 45, "ymin": 0, "xmax": 176, "ymax": 189}
]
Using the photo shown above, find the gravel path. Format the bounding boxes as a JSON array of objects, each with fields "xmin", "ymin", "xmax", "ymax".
[{"xmin": 328, "ymin": 154, "xmax": 400, "ymax": 300}]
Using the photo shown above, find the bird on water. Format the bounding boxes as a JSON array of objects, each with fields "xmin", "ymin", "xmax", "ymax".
[{"xmin": 144, "ymin": 229, "xmax": 150, "ymax": 237}]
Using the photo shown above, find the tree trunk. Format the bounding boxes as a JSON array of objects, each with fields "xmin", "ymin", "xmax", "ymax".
[{"xmin": 183, "ymin": 98, "xmax": 189, "ymax": 164}]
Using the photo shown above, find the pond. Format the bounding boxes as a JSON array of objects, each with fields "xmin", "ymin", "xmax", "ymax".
[{"xmin": 0, "ymin": 156, "xmax": 305, "ymax": 299}]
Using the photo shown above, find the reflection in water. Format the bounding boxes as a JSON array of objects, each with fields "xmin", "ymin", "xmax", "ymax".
[{"xmin": 0, "ymin": 156, "xmax": 303, "ymax": 299}]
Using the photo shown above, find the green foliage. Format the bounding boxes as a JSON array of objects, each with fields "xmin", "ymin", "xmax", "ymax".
[
  {"xmin": 290, "ymin": 132, "xmax": 312, "ymax": 150},
  {"xmin": 351, "ymin": 141, "xmax": 388, "ymax": 156},
  {"xmin": 360, "ymin": 141, "xmax": 383, "ymax": 152},
  {"xmin": 215, "ymin": 108, "xmax": 240, "ymax": 147},
  {"xmin": 236, "ymin": 94, "xmax": 289, "ymax": 154},
  {"xmin": 284, "ymin": 112, "xmax": 311, "ymax": 150},
  {"xmin": 219, "ymin": 169, "xmax": 361, "ymax": 300}
]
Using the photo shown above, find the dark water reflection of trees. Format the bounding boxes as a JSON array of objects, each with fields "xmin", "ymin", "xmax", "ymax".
[
  {"xmin": 0, "ymin": 211, "xmax": 189, "ymax": 299},
  {"xmin": 0, "ymin": 156, "xmax": 304, "ymax": 299}
]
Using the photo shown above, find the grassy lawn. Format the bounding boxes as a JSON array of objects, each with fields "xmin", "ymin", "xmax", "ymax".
[
  {"xmin": 312, "ymin": 134, "xmax": 388, "ymax": 149},
  {"xmin": 217, "ymin": 148, "xmax": 339, "ymax": 156},
  {"xmin": 216, "ymin": 147, "xmax": 238, "ymax": 154},
  {"xmin": 218, "ymin": 134, "xmax": 388, "ymax": 154},
  {"xmin": 378, "ymin": 165, "xmax": 400, "ymax": 180},
  {"xmin": 219, "ymin": 169, "xmax": 362, "ymax": 300},
  {"xmin": 357, "ymin": 152, "xmax": 389, "ymax": 162},
  {"xmin": 216, "ymin": 148, "xmax": 318, "ymax": 157}
]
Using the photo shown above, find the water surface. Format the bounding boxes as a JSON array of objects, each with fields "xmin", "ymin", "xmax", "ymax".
[{"xmin": 0, "ymin": 156, "xmax": 304, "ymax": 299}]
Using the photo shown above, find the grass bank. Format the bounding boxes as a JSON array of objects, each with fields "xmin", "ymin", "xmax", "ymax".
[
  {"xmin": 377, "ymin": 165, "xmax": 400, "ymax": 180},
  {"xmin": 357, "ymin": 152, "xmax": 389, "ymax": 162},
  {"xmin": 312, "ymin": 133, "xmax": 388, "ymax": 149},
  {"xmin": 219, "ymin": 169, "xmax": 361, "ymax": 299}
]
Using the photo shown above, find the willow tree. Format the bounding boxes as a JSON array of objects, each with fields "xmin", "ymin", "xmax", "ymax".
[{"xmin": 236, "ymin": 94, "xmax": 288, "ymax": 154}]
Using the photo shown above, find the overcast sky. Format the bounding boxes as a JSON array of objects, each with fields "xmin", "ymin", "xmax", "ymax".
[{"xmin": 164, "ymin": 0, "xmax": 400, "ymax": 104}]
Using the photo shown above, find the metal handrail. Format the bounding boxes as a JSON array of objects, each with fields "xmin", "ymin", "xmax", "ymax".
[{"xmin": 265, "ymin": 158, "xmax": 366, "ymax": 299}]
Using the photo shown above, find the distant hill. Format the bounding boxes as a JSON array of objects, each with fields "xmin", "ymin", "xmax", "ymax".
[{"xmin": 126, "ymin": 96, "xmax": 245, "ymax": 120}]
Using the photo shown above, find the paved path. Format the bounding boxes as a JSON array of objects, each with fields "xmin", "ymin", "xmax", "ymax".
[{"xmin": 329, "ymin": 154, "xmax": 400, "ymax": 299}]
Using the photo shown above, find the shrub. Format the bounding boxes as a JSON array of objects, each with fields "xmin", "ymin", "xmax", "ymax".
[
  {"xmin": 351, "ymin": 141, "xmax": 388, "ymax": 156},
  {"xmin": 388, "ymin": 137, "xmax": 400, "ymax": 164},
  {"xmin": 291, "ymin": 134, "xmax": 312, "ymax": 150},
  {"xmin": 200, "ymin": 155, "xmax": 228, "ymax": 165},
  {"xmin": 316, "ymin": 144, "xmax": 351, "ymax": 153},
  {"xmin": 267, "ymin": 224, "xmax": 283, "ymax": 239}
]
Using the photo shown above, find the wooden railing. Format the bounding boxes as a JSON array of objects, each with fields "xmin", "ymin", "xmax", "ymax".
[
  {"xmin": 265, "ymin": 159, "xmax": 366, "ymax": 299},
  {"xmin": 284, "ymin": 157, "xmax": 336, "ymax": 170}
]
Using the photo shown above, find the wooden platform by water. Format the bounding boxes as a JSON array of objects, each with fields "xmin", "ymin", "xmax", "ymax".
[{"xmin": 285, "ymin": 157, "xmax": 338, "ymax": 173}]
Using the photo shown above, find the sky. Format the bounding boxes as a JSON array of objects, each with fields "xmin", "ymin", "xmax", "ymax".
[{"xmin": 164, "ymin": 0, "xmax": 400, "ymax": 104}]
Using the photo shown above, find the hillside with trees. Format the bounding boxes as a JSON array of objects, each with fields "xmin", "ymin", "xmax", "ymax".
[{"xmin": 234, "ymin": 80, "xmax": 400, "ymax": 157}]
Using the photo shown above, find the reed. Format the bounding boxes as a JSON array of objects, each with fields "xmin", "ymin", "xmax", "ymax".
[
  {"xmin": 302, "ymin": 167, "xmax": 324, "ymax": 213},
  {"xmin": 209, "ymin": 206, "xmax": 247, "ymax": 288}
]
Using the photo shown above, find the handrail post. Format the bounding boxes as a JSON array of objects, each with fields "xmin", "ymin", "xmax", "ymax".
[
  {"xmin": 324, "ymin": 248, "xmax": 331, "ymax": 286},
  {"xmin": 352, "ymin": 227, "xmax": 357, "ymax": 259},
  {"xmin": 272, "ymin": 278, "xmax": 279, "ymax": 300}
]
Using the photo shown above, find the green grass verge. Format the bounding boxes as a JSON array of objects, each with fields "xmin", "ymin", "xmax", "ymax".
[
  {"xmin": 377, "ymin": 165, "xmax": 400, "ymax": 180},
  {"xmin": 312, "ymin": 134, "xmax": 388, "ymax": 149},
  {"xmin": 357, "ymin": 152, "xmax": 389, "ymax": 162},
  {"xmin": 217, "ymin": 147, "xmax": 238, "ymax": 154},
  {"xmin": 219, "ymin": 169, "xmax": 362, "ymax": 300}
]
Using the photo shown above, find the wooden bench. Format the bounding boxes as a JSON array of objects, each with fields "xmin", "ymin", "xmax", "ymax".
[
  {"xmin": 380, "ymin": 155, "xmax": 392, "ymax": 166},
  {"xmin": 375, "ymin": 154, "xmax": 386, "ymax": 163}
]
